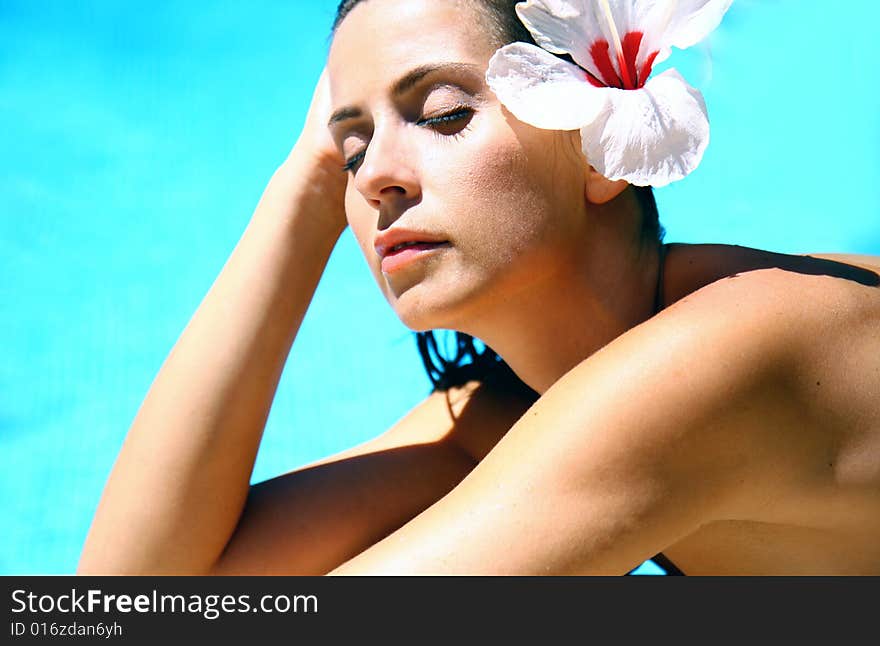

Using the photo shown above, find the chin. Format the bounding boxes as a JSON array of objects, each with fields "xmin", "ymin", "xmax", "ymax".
[
  {"xmin": 393, "ymin": 298, "xmax": 452, "ymax": 333},
  {"xmin": 388, "ymin": 279, "xmax": 477, "ymax": 334}
]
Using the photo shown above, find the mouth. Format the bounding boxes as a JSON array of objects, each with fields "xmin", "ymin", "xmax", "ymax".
[{"xmin": 380, "ymin": 241, "xmax": 450, "ymax": 274}]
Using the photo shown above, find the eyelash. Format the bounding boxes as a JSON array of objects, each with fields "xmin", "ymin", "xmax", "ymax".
[
  {"xmin": 341, "ymin": 107, "xmax": 474, "ymax": 173},
  {"xmin": 419, "ymin": 108, "xmax": 473, "ymax": 128}
]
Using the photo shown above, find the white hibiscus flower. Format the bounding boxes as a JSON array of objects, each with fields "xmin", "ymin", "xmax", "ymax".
[{"xmin": 487, "ymin": 0, "xmax": 734, "ymax": 187}]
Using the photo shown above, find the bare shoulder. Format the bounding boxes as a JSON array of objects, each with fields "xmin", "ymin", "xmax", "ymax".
[
  {"xmin": 659, "ymin": 253, "xmax": 880, "ymax": 356},
  {"xmin": 645, "ymin": 261, "xmax": 880, "ymax": 567},
  {"xmin": 528, "ymin": 261, "xmax": 880, "ymax": 518},
  {"xmin": 658, "ymin": 261, "xmax": 880, "ymax": 413},
  {"xmin": 662, "ymin": 262, "xmax": 880, "ymax": 501}
]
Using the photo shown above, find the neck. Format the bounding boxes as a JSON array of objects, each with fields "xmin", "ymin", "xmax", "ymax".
[{"xmin": 454, "ymin": 217, "xmax": 662, "ymax": 395}]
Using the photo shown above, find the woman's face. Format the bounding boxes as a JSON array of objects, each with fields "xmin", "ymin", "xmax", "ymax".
[{"xmin": 327, "ymin": 0, "xmax": 590, "ymax": 333}]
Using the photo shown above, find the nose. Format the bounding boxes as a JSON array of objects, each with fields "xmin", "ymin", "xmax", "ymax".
[{"xmin": 353, "ymin": 126, "xmax": 421, "ymax": 212}]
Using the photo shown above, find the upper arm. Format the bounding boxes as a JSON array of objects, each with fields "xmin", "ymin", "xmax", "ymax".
[
  {"xmin": 329, "ymin": 273, "xmax": 812, "ymax": 575},
  {"xmin": 209, "ymin": 380, "xmax": 527, "ymax": 575}
]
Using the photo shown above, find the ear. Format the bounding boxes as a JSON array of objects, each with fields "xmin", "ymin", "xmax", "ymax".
[{"xmin": 584, "ymin": 165, "xmax": 629, "ymax": 205}]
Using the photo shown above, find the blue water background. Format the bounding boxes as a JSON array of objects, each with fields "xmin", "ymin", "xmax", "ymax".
[{"xmin": 2, "ymin": 0, "xmax": 878, "ymax": 574}]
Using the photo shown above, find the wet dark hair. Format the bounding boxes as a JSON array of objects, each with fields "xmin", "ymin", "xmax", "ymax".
[
  {"xmin": 332, "ymin": 0, "xmax": 665, "ymax": 396},
  {"xmin": 334, "ymin": 0, "xmax": 537, "ymax": 49}
]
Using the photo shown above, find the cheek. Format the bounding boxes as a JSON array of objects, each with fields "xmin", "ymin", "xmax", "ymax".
[
  {"xmin": 472, "ymin": 154, "xmax": 538, "ymax": 257},
  {"xmin": 453, "ymin": 129, "xmax": 577, "ymax": 267}
]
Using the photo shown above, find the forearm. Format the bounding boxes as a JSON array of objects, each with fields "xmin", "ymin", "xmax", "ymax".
[{"xmin": 78, "ymin": 158, "xmax": 346, "ymax": 575}]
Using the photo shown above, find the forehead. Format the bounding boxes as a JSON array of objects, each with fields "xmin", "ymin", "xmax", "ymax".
[{"xmin": 328, "ymin": 0, "xmax": 496, "ymax": 101}]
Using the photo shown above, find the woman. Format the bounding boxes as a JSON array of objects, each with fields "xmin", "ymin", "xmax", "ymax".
[{"xmin": 78, "ymin": 0, "xmax": 880, "ymax": 575}]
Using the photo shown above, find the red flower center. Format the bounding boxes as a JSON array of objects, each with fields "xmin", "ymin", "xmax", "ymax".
[{"xmin": 585, "ymin": 31, "xmax": 659, "ymax": 90}]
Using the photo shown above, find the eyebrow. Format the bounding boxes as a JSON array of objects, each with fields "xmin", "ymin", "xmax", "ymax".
[{"xmin": 327, "ymin": 62, "xmax": 482, "ymax": 128}]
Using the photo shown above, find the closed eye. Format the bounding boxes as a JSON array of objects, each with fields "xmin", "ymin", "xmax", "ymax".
[
  {"xmin": 416, "ymin": 107, "xmax": 474, "ymax": 134},
  {"xmin": 341, "ymin": 107, "xmax": 475, "ymax": 174}
]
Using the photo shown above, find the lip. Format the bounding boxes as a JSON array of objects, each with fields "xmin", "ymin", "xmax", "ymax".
[
  {"xmin": 379, "ymin": 241, "xmax": 450, "ymax": 274},
  {"xmin": 373, "ymin": 228, "xmax": 449, "ymax": 260}
]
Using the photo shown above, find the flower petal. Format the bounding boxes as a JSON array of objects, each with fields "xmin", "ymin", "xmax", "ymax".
[
  {"xmin": 579, "ymin": 69, "xmax": 709, "ymax": 187},
  {"xmin": 630, "ymin": 1, "xmax": 677, "ymax": 72},
  {"xmin": 664, "ymin": 0, "xmax": 734, "ymax": 50},
  {"xmin": 487, "ymin": 42, "xmax": 609, "ymax": 131},
  {"xmin": 515, "ymin": 0, "xmax": 609, "ymax": 83},
  {"xmin": 606, "ymin": 1, "xmax": 733, "ymax": 83}
]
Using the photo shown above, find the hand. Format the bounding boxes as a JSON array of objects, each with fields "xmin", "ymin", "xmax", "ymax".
[
  {"xmin": 281, "ymin": 67, "xmax": 349, "ymax": 235},
  {"xmin": 290, "ymin": 67, "xmax": 346, "ymax": 170}
]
